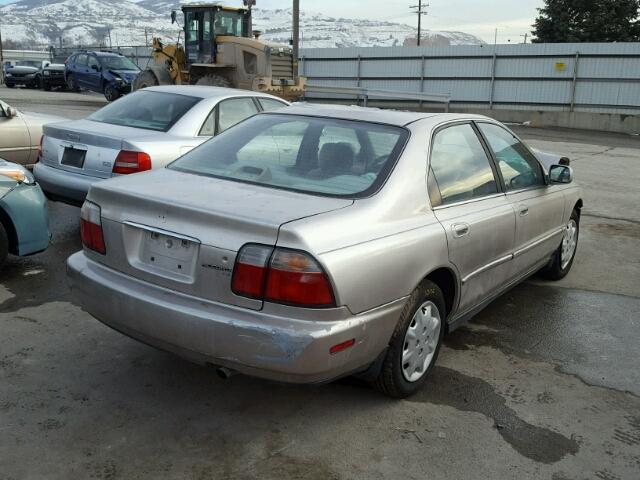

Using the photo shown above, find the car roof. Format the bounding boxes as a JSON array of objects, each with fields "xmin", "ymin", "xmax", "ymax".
[
  {"xmin": 143, "ymin": 85, "xmax": 288, "ymax": 102},
  {"xmin": 270, "ymin": 103, "xmax": 491, "ymax": 127}
]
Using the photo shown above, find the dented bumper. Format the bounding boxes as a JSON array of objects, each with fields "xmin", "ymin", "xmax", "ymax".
[{"xmin": 67, "ymin": 251, "xmax": 404, "ymax": 384}]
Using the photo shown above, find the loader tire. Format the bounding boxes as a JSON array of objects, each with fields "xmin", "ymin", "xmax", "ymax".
[{"xmin": 133, "ymin": 70, "xmax": 160, "ymax": 91}]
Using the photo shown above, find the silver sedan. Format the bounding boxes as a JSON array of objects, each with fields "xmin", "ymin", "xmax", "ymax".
[
  {"xmin": 34, "ymin": 85, "xmax": 289, "ymax": 205},
  {"xmin": 67, "ymin": 105, "xmax": 582, "ymax": 397}
]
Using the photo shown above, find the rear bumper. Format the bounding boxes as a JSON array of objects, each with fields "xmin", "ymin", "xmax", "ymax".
[
  {"xmin": 33, "ymin": 162, "xmax": 99, "ymax": 206},
  {"xmin": 67, "ymin": 251, "xmax": 405, "ymax": 384},
  {"xmin": 43, "ymin": 75, "xmax": 66, "ymax": 86}
]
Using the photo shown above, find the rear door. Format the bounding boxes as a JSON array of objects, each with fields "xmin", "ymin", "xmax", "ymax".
[
  {"xmin": 476, "ymin": 122, "xmax": 565, "ymax": 275},
  {"xmin": 0, "ymin": 103, "xmax": 31, "ymax": 165},
  {"xmin": 429, "ymin": 122, "xmax": 516, "ymax": 314}
]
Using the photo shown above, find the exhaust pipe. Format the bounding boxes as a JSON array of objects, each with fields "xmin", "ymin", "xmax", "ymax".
[{"xmin": 216, "ymin": 367, "xmax": 235, "ymax": 380}]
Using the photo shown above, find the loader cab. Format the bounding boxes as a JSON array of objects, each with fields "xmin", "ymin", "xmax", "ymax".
[{"xmin": 182, "ymin": 5, "xmax": 251, "ymax": 65}]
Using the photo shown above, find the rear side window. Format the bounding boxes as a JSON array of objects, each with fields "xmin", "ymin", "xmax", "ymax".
[
  {"xmin": 259, "ymin": 98, "xmax": 288, "ymax": 112},
  {"xmin": 429, "ymin": 123, "xmax": 498, "ymax": 206},
  {"xmin": 88, "ymin": 91, "xmax": 200, "ymax": 132},
  {"xmin": 170, "ymin": 114, "xmax": 409, "ymax": 198},
  {"xmin": 477, "ymin": 123, "xmax": 545, "ymax": 191},
  {"xmin": 218, "ymin": 98, "xmax": 259, "ymax": 133}
]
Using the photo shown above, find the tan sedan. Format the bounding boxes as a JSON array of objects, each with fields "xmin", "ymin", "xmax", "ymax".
[{"xmin": 0, "ymin": 99, "xmax": 63, "ymax": 167}]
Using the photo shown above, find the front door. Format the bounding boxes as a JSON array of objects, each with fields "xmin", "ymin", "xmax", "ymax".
[
  {"xmin": 477, "ymin": 122, "xmax": 565, "ymax": 274},
  {"xmin": 0, "ymin": 103, "xmax": 31, "ymax": 165},
  {"xmin": 428, "ymin": 122, "xmax": 516, "ymax": 314},
  {"xmin": 86, "ymin": 55, "xmax": 103, "ymax": 91}
]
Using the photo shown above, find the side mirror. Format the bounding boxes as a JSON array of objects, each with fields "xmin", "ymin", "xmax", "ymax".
[
  {"xmin": 91, "ymin": 64, "xmax": 100, "ymax": 71},
  {"xmin": 171, "ymin": 10, "xmax": 177, "ymax": 24},
  {"xmin": 5, "ymin": 107, "xmax": 17, "ymax": 119},
  {"xmin": 549, "ymin": 164, "xmax": 573, "ymax": 184}
]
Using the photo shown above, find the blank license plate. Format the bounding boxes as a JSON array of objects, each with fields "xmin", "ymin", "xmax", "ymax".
[{"xmin": 61, "ymin": 148, "xmax": 86, "ymax": 168}]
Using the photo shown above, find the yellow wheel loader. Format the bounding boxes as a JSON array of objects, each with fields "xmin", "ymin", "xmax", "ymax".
[{"xmin": 134, "ymin": 3, "xmax": 305, "ymax": 101}]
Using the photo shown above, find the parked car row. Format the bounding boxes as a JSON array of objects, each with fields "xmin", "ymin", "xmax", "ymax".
[
  {"xmin": 3, "ymin": 50, "xmax": 141, "ymax": 101},
  {"xmin": 3, "ymin": 85, "xmax": 583, "ymax": 397}
]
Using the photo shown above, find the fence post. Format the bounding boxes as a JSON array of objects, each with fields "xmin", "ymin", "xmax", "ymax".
[
  {"xmin": 356, "ymin": 54, "xmax": 362, "ymax": 106},
  {"xmin": 489, "ymin": 52, "xmax": 497, "ymax": 109},
  {"xmin": 419, "ymin": 55, "xmax": 426, "ymax": 109},
  {"xmin": 570, "ymin": 51, "xmax": 580, "ymax": 112}
]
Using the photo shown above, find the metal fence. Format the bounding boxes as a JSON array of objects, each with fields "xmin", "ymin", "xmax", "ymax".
[{"xmin": 299, "ymin": 43, "xmax": 640, "ymax": 115}]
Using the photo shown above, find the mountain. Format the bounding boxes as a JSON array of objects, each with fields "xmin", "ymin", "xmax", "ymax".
[{"xmin": 0, "ymin": 0, "xmax": 485, "ymax": 49}]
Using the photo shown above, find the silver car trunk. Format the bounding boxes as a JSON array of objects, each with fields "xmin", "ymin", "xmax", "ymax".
[
  {"xmin": 87, "ymin": 169, "xmax": 353, "ymax": 309},
  {"xmin": 42, "ymin": 120, "xmax": 165, "ymax": 179}
]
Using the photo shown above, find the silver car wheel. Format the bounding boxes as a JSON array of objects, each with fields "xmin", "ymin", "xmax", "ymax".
[
  {"xmin": 401, "ymin": 301, "xmax": 441, "ymax": 383},
  {"xmin": 561, "ymin": 219, "xmax": 578, "ymax": 269}
]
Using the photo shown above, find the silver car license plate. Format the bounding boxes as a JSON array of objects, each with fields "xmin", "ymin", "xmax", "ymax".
[{"xmin": 140, "ymin": 230, "xmax": 197, "ymax": 277}]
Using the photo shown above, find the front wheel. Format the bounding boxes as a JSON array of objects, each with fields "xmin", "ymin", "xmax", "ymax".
[
  {"xmin": 66, "ymin": 75, "xmax": 80, "ymax": 92},
  {"xmin": 133, "ymin": 70, "xmax": 160, "ymax": 90},
  {"xmin": 104, "ymin": 84, "xmax": 120, "ymax": 102},
  {"xmin": 541, "ymin": 209, "xmax": 580, "ymax": 280},
  {"xmin": 374, "ymin": 280, "xmax": 446, "ymax": 398}
]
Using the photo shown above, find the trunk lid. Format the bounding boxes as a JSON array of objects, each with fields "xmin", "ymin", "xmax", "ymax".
[
  {"xmin": 87, "ymin": 168, "xmax": 353, "ymax": 308},
  {"xmin": 42, "ymin": 120, "xmax": 164, "ymax": 178}
]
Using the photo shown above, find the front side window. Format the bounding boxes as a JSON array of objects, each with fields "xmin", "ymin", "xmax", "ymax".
[
  {"xmin": 478, "ymin": 123, "xmax": 545, "ymax": 191},
  {"xmin": 429, "ymin": 123, "xmax": 498, "ymax": 206},
  {"xmin": 88, "ymin": 91, "xmax": 200, "ymax": 132},
  {"xmin": 217, "ymin": 97, "xmax": 259, "ymax": 133},
  {"xmin": 170, "ymin": 114, "xmax": 409, "ymax": 198},
  {"xmin": 75, "ymin": 54, "xmax": 88, "ymax": 66},
  {"xmin": 87, "ymin": 56, "xmax": 100, "ymax": 69}
]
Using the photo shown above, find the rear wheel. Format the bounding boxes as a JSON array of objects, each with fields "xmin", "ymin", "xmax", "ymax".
[
  {"xmin": 66, "ymin": 75, "xmax": 80, "ymax": 92},
  {"xmin": 0, "ymin": 223, "xmax": 9, "ymax": 268},
  {"xmin": 133, "ymin": 70, "xmax": 159, "ymax": 90},
  {"xmin": 195, "ymin": 74, "xmax": 232, "ymax": 88},
  {"xmin": 541, "ymin": 209, "xmax": 580, "ymax": 280},
  {"xmin": 374, "ymin": 280, "xmax": 446, "ymax": 398}
]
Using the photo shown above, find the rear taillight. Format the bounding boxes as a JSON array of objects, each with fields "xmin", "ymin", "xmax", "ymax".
[
  {"xmin": 112, "ymin": 150, "xmax": 151, "ymax": 175},
  {"xmin": 38, "ymin": 135, "xmax": 43, "ymax": 159},
  {"xmin": 231, "ymin": 245, "xmax": 335, "ymax": 308},
  {"xmin": 80, "ymin": 201, "xmax": 106, "ymax": 254}
]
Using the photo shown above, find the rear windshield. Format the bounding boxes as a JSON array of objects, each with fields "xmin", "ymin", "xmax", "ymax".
[
  {"xmin": 88, "ymin": 91, "xmax": 200, "ymax": 132},
  {"xmin": 169, "ymin": 114, "xmax": 409, "ymax": 198},
  {"xmin": 100, "ymin": 56, "xmax": 139, "ymax": 71}
]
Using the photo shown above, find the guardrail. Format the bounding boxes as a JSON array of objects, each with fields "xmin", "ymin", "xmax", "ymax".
[{"xmin": 304, "ymin": 85, "xmax": 451, "ymax": 112}]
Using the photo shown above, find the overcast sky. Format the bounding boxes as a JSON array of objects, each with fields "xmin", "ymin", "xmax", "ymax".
[{"xmin": 0, "ymin": 0, "xmax": 545, "ymax": 43}]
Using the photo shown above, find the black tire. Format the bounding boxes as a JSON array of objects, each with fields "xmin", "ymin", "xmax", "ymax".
[
  {"xmin": 34, "ymin": 76, "xmax": 42, "ymax": 89},
  {"xmin": 195, "ymin": 74, "xmax": 232, "ymax": 88},
  {"xmin": 374, "ymin": 280, "xmax": 446, "ymax": 398},
  {"xmin": 5, "ymin": 83, "xmax": 14, "ymax": 88},
  {"xmin": 0, "ymin": 222, "xmax": 8, "ymax": 269},
  {"xmin": 133, "ymin": 70, "xmax": 160, "ymax": 90},
  {"xmin": 43, "ymin": 81, "xmax": 51, "ymax": 91},
  {"xmin": 104, "ymin": 84, "xmax": 120, "ymax": 102},
  {"xmin": 541, "ymin": 209, "xmax": 580, "ymax": 280},
  {"xmin": 66, "ymin": 75, "xmax": 80, "ymax": 92}
]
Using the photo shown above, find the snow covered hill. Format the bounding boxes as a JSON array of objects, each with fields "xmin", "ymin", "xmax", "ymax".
[{"xmin": 0, "ymin": 0, "xmax": 485, "ymax": 49}]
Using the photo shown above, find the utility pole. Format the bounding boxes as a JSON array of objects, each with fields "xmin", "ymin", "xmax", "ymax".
[
  {"xmin": 520, "ymin": 33, "xmax": 528, "ymax": 44},
  {"xmin": 292, "ymin": 0, "xmax": 300, "ymax": 60},
  {"xmin": 410, "ymin": 1, "xmax": 428, "ymax": 46},
  {"xmin": 0, "ymin": 24, "xmax": 4, "ymax": 86}
]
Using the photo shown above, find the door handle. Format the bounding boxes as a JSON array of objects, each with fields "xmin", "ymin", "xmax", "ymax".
[
  {"xmin": 452, "ymin": 223, "xmax": 470, "ymax": 238},
  {"xmin": 519, "ymin": 206, "xmax": 529, "ymax": 216}
]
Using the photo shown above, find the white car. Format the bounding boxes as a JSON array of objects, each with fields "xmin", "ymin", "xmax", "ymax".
[{"xmin": 34, "ymin": 85, "xmax": 289, "ymax": 205}]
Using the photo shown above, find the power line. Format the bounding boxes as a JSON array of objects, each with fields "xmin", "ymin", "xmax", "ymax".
[{"xmin": 409, "ymin": 1, "xmax": 428, "ymax": 46}]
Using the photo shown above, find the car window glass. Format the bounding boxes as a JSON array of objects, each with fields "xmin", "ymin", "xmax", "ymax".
[
  {"xmin": 88, "ymin": 91, "xmax": 201, "ymax": 132},
  {"xmin": 76, "ymin": 54, "xmax": 88, "ymax": 66},
  {"xmin": 217, "ymin": 98, "xmax": 259, "ymax": 133},
  {"xmin": 429, "ymin": 123, "xmax": 498, "ymax": 206},
  {"xmin": 100, "ymin": 56, "xmax": 139, "ymax": 71},
  {"xmin": 170, "ymin": 114, "xmax": 408, "ymax": 198},
  {"xmin": 87, "ymin": 56, "xmax": 99, "ymax": 69},
  {"xmin": 199, "ymin": 108, "xmax": 217, "ymax": 137},
  {"xmin": 478, "ymin": 123, "xmax": 545, "ymax": 191},
  {"xmin": 258, "ymin": 98, "xmax": 287, "ymax": 112}
]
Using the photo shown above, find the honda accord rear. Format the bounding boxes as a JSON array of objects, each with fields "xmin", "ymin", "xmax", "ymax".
[{"xmin": 67, "ymin": 108, "xmax": 416, "ymax": 388}]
